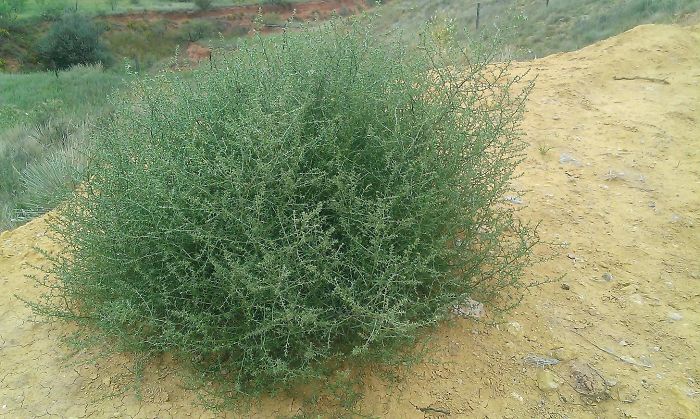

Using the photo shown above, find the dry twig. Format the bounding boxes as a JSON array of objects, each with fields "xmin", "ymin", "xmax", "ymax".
[{"xmin": 613, "ymin": 76, "xmax": 669, "ymax": 85}]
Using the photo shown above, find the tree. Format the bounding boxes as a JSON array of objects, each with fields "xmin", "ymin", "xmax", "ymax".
[{"xmin": 37, "ymin": 13, "xmax": 110, "ymax": 70}]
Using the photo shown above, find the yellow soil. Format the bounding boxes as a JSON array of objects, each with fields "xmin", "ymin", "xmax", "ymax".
[{"xmin": 1, "ymin": 23, "xmax": 699, "ymax": 418}]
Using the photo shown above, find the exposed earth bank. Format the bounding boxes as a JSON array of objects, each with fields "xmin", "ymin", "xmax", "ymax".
[{"xmin": 1, "ymin": 23, "xmax": 698, "ymax": 418}]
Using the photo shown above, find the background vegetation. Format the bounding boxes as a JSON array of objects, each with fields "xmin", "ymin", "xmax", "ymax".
[
  {"xmin": 37, "ymin": 13, "xmax": 111, "ymax": 70},
  {"xmin": 2, "ymin": 0, "xmax": 700, "ymax": 233},
  {"xmin": 12, "ymin": 0, "xmax": 301, "ymax": 18},
  {"xmin": 375, "ymin": 0, "xmax": 700, "ymax": 58},
  {"xmin": 0, "ymin": 65, "xmax": 130, "ymax": 229}
]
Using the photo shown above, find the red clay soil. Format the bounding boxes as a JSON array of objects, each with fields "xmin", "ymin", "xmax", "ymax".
[
  {"xmin": 186, "ymin": 42, "xmax": 212, "ymax": 63},
  {"xmin": 104, "ymin": 0, "xmax": 371, "ymax": 61}
]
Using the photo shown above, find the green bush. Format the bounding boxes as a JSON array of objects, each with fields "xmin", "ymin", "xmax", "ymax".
[
  {"xmin": 15, "ymin": 144, "xmax": 82, "ymax": 221},
  {"xmin": 38, "ymin": 1, "xmax": 69, "ymax": 21},
  {"xmin": 36, "ymin": 20, "xmax": 536, "ymax": 394},
  {"xmin": 264, "ymin": 0, "xmax": 292, "ymax": 7},
  {"xmin": 178, "ymin": 18, "xmax": 220, "ymax": 42},
  {"xmin": 0, "ymin": 0, "xmax": 26, "ymax": 16},
  {"xmin": 0, "ymin": 120, "xmax": 84, "ymax": 230},
  {"xmin": 37, "ymin": 13, "xmax": 110, "ymax": 70},
  {"xmin": 193, "ymin": 0, "xmax": 212, "ymax": 11}
]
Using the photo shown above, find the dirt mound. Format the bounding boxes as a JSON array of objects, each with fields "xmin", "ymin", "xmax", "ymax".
[
  {"xmin": 1, "ymin": 24, "xmax": 698, "ymax": 417},
  {"xmin": 186, "ymin": 42, "xmax": 212, "ymax": 63}
]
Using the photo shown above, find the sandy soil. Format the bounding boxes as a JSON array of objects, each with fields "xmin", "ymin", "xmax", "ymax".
[{"xmin": 1, "ymin": 23, "xmax": 699, "ymax": 418}]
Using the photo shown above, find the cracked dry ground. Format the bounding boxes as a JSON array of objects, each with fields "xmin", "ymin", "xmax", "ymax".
[{"xmin": 1, "ymin": 24, "xmax": 699, "ymax": 418}]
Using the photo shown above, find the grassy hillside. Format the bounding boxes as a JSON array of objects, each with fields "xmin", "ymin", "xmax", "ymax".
[
  {"xmin": 377, "ymin": 0, "xmax": 700, "ymax": 58},
  {"xmin": 15, "ymin": 0, "xmax": 302, "ymax": 18},
  {"xmin": 0, "ymin": 64, "xmax": 126, "ymax": 130},
  {"xmin": 0, "ymin": 65, "xmax": 131, "ymax": 229}
]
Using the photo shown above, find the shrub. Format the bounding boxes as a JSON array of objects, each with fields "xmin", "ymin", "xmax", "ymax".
[
  {"xmin": 178, "ymin": 18, "xmax": 219, "ymax": 42},
  {"xmin": 15, "ymin": 144, "xmax": 82, "ymax": 221},
  {"xmin": 260, "ymin": 12, "xmax": 283, "ymax": 26},
  {"xmin": 0, "ymin": 119, "xmax": 84, "ymax": 231},
  {"xmin": 35, "ymin": 19, "xmax": 536, "ymax": 394},
  {"xmin": 37, "ymin": 13, "xmax": 110, "ymax": 70},
  {"xmin": 193, "ymin": 0, "xmax": 212, "ymax": 11},
  {"xmin": 106, "ymin": 0, "xmax": 119, "ymax": 12},
  {"xmin": 264, "ymin": 0, "xmax": 292, "ymax": 7},
  {"xmin": 38, "ymin": 0, "xmax": 69, "ymax": 21},
  {"xmin": 0, "ymin": 0, "xmax": 26, "ymax": 15}
]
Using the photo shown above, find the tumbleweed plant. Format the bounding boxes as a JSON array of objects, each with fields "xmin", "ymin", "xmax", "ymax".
[{"xmin": 33, "ymin": 18, "xmax": 537, "ymax": 396}]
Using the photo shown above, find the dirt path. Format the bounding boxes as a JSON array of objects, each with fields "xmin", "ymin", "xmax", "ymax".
[{"xmin": 1, "ymin": 23, "xmax": 699, "ymax": 418}]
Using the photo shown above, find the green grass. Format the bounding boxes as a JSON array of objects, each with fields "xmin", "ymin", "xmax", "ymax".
[
  {"xmin": 376, "ymin": 0, "xmax": 700, "ymax": 58},
  {"xmin": 0, "ymin": 64, "xmax": 131, "ymax": 230},
  {"xmin": 0, "ymin": 64, "xmax": 128, "ymax": 129}
]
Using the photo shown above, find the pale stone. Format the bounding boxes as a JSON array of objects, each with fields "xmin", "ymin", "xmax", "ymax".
[{"xmin": 536, "ymin": 370, "xmax": 560, "ymax": 392}]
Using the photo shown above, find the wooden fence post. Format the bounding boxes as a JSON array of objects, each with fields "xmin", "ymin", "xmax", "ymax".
[{"xmin": 476, "ymin": 2, "xmax": 481, "ymax": 30}]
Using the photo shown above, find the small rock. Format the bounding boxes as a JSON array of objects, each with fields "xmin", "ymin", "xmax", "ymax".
[
  {"xmin": 567, "ymin": 253, "xmax": 577, "ymax": 260},
  {"xmin": 503, "ymin": 195, "xmax": 524, "ymax": 205},
  {"xmin": 507, "ymin": 321, "xmax": 523, "ymax": 336},
  {"xmin": 451, "ymin": 298, "xmax": 485, "ymax": 319},
  {"xmin": 668, "ymin": 312, "xmax": 683, "ymax": 321},
  {"xmin": 552, "ymin": 347, "xmax": 578, "ymax": 362},
  {"xmin": 559, "ymin": 153, "xmax": 579, "ymax": 165},
  {"xmin": 630, "ymin": 294, "xmax": 644, "ymax": 305},
  {"xmin": 561, "ymin": 283, "xmax": 570, "ymax": 290},
  {"xmin": 639, "ymin": 355, "xmax": 653, "ymax": 367},
  {"xmin": 602, "ymin": 272, "xmax": 614, "ymax": 281},
  {"xmin": 619, "ymin": 340, "xmax": 629, "ymax": 346},
  {"xmin": 648, "ymin": 201, "xmax": 656, "ymax": 208},
  {"xmin": 613, "ymin": 383, "xmax": 639, "ymax": 403},
  {"xmin": 537, "ymin": 370, "xmax": 560, "ymax": 392},
  {"xmin": 569, "ymin": 362, "xmax": 607, "ymax": 397}
]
